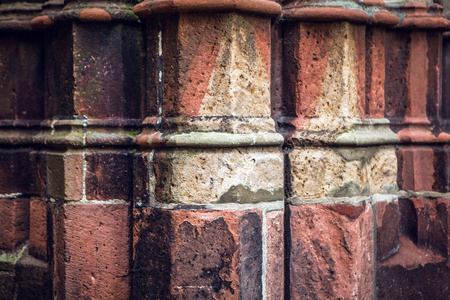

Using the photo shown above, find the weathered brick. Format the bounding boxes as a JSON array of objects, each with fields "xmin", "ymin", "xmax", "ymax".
[
  {"xmin": 265, "ymin": 210, "xmax": 284, "ymax": 300},
  {"xmin": 55, "ymin": 203, "xmax": 131, "ymax": 300},
  {"xmin": 133, "ymin": 207, "xmax": 264, "ymax": 299},
  {"xmin": 29, "ymin": 150, "xmax": 46, "ymax": 197},
  {"xmin": 376, "ymin": 201, "xmax": 400, "ymax": 261},
  {"xmin": 397, "ymin": 146, "xmax": 448, "ymax": 192},
  {"xmin": 29, "ymin": 200, "xmax": 50, "ymax": 260},
  {"xmin": 15, "ymin": 253, "xmax": 52, "ymax": 300},
  {"xmin": 85, "ymin": 150, "xmax": 132, "ymax": 201},
  {"xmin": 0, "ymin": 149, "xmax": 30, "ymax": 194},
  {"xmin": 133, "ymin": 151, "xmax": 151, "ymax": 203},
  {"xmin": 0, "ymin": 198, "xmax": 30, "ymax": 251},
  {"xmin": 47, "ymin": 151, "xmax": 83, "ymax": 201},
  {"xmin": 288, "ymin": 203, "xmax": 374, "ymax": 299}
]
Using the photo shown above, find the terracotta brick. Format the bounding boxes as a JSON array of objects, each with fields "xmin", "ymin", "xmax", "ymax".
[
  {"xmin": 47, "ymin": 151, "xmax": 83, "ymax": 201},
  {"xmin": 377, "ymin": 198, "xmax": 450, "ymax": 298},
  {"xmin": 0, "ymin": 198, "xmax": 30, "ymax": 251},
  {"xmin": 29, "ymin": 151, "xmax": 46, "ymax": 197},
  {"xmin": 265, "ymin": 210, "xmax": 284, "ymax": 300},
  {"xmin": 29, "ymin": 200, "xmax": 50, "ymax": 260},
  {"xmin": 0, "ymin": 149, "xmax": 30, "ymax": 194},
  {"xmin": 85, "ymin": 151, "xmax": 132, "ymax": 201},
  {"xmin": 133, "ymin": 152, "xmax": 151, "ymax": 203},
  {"xmin": 71, "ymin": 23, "xmax": 142, "ymax": 119},
  {"xmin": 133, "ymin": 207, "xmax": 263, "ymax": 299},
  {"xmin": 15, "ymin": 253, "xmax": 52, "ymax": 300},
  {"xmin": 288, "ymin": 203, "xmax": 374, "ymax": 299},
  {"xmin": 0, "ymin": 32, "xmax": 44, "ymax": 120},
  {"xmin": 365, "ymin": 27, "xmax": 385, "ymax": 118},
  {"xmin": 55, "ymin": 203, "xmax": 131, "ymax": 300},
  {"xmin": 376, "ymin": 201, "xmax": 400, "ymax": 261},
  {"xmin": 397, "ymin": 146, "xmax": 436, "ymax": 191}
]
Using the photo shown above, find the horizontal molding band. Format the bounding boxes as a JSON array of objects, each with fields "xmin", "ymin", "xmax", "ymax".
[
  {"xmin": 287, "ymin": 193, "xmax": 398, "ymax": 206},
  {"xmin": 135, "ymin": 131, "xmax": 284, "ymax": 148},
  {"xmin": 134, "ymin": 0, "xmax": 281, "ymax": 18}
]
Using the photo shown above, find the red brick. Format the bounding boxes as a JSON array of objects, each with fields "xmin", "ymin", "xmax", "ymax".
[
  {"xmin": 365, "ymin": 27, "xmax": 385, "ymax": 118},
  {"xmin": 265, "ymin": 210, "xmax": 284, "ymax": 300},
  {"xmin": 55, "ymin": 203, "xmax": 131, "ymax": 300},
  {"xmin": 0, "ymin": 198, "xmax": 30, "ymax": 251},
  {"xmin": 288, "ymin": 203, "xmax": 374, "ymax": 299},
  {"xmin": 376, "ymin": 201, "xmax": 399, "ymax": 261},
  {"xmin": 29, "ymin": 151, "xmax": 46, "ymax": 197},
  {"xmin": 29, "ymin": 200, "xmax": 50, "ymax": 260},
  {"xmin": 397, "ymin": 146, "xmax": 435, "ymax": 191},
  {"xmin": 47, "ymin": 151, "xmax": 83, "ymax": 201},
  {"xmin": 133, "ymin": 207, "xmax": 263, "ymax": 299},
  {"xmin": 85, "ymin": 151, "xmax": 132, "ymax": 201},
  {"xmin": 132, "ymin": 152, "xmax": 151, "ymax": 202},
  {"xmin": 15, "ymin": 253, "xmax": 52, "ymax": 300},
  {"xmin": 0, "ymin": 149, "xmax": 30, "ymax": 194}
]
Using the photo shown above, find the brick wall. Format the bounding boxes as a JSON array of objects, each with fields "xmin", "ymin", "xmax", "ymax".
[{"xmin": 0, "ymin": 0, "xmax": 449, "ymax": 299}]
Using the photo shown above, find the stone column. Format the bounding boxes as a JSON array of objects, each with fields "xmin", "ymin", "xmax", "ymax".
[
  {"xmin": 0, "ymin": 1, "xmax": 49, "ymax": 298},
  {"xmin": 29, "ymin": 1, "xmax": 143, "ymax": 298},
  {"xmin": 278, "ymin": 1, "xmax": 399, "ymax": 298},
  {"xmin": 378, "ymin": 2, "xmax": 450, "ymax": 298},
  {"xmin": 132, "ymin": 1, "xmax": 284, "ymax": 298}
]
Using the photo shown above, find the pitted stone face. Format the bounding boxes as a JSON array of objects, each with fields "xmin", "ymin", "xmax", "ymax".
[
  {"xmin": 153, "ymin": 147, "xmax": 283, "ymax": 204},
  {"xmin": 288, "ymin": 145, "xmax": 397, "ymax": 199}
]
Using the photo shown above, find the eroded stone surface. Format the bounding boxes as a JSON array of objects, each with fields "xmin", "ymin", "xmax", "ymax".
[
  {"xmin": 266, "ymin": 210, "xmax": 284, "ymax": 300},
  {"xmin": 47, "ymin": 151, "xmax": 83, "ymax": 201},
  {"xmin": 289, "ymin": 203, "xmax": 374, "ymax": 299},
  {"xmin": 153, "ymin": 147, "xmax": 283, "ymax": 204},
  {"xmin": 288, "ymin": 146, "xmax": 397, "ymax": 199},
  {"xmin": 0, "ymin": 198, "xmax": 30, "ymax": 251},
  {"xmin": 133, "ymin": 207, "xmax": 264, "ymax": 299}
]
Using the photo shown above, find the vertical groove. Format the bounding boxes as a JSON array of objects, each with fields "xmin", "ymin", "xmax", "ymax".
[{"xmin": 156, "ymin": 18, "xmax": 163, "ymax": 131}]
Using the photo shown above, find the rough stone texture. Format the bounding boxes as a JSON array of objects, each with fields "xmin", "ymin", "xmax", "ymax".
[
  {"xmin": 0, "ymin": 149, "xmax": 30, "ymax": 194},
  {"xmin": 29, "ymin": 200, "xmax": 50, "ymax": 261},
  {"xmin": 153, "ymin": 147, "xmax": 283, "ymax": 204},
  {"xmin": 365, "ymin": 27, "xmax": 385, "ymax": 118},
  {"xmin": 72, "ymin": 22, "xmax": 142, "ymax": 119},
  {"xmin": 282, "ymin": 21, "xmax": 365, "ymax": 134},
  {"xmin": 15, "ymin": 253, "xmax": 52, "ymax": 300},
  {"xmin": 47, "ymin": 151, "xmax": 83, "ymax": 201},
  {"xmin": 377, "ymin": 197, "xmax": 450, "ymax": 299},
  {"xmin": 288, "ymin": 203, "xmax": 374, "ymax": 300},
  {"xmin": 55, "ymin": 203, "xmax": 131, "ymax": 300},
  {"xmin": 0, "ymin": 32, "xmax": 44, "ymax": 120},
  {"xmin": 0, "ymin": 270, "xmax": 15, "ymax": 300},
  {"xmin": 265, "ymin": 210, "xmax": 284, "ymax": 300},
  {"xmin": 133, "ymin": 151, "xmax": 153, "ymax": 203},
  {"xmin": 0, "ymin": 198, "xmax": 30, "ymax": 251},
  {"xmin": 376, "ymin": 201, "xmax": 400, "ymax": 261},
  {"xmin": 397, "ymin": 146, "xmax": 449, "ymax": 192},
  {"xmin": 133, "ymin": 207, "xmax": 264, "ymax": 300},
  {"xmin": 162, "ymin": 13, "xmax": 271, "ymax": 118},
  {"xmin": 85, "ymin": 150, "xmax": 132, "ymax": 201},
  {"xmin": 288, "ymin": 146, "xmax": 397, "ymax": 199},
  {"xmin": 29, "ymin": 150, "xmax": 46, "ymax": 197}
]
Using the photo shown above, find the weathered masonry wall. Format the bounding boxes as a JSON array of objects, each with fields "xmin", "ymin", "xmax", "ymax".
[{"xmin": 0, "ymin": 0, "xmax": 449, "ymax": 298}]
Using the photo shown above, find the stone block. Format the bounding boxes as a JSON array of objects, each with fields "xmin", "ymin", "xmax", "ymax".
[
  {"xmin": 377, "ymin": 197, "xmax": 450, "ymax": 298},
  {"xmin": 0, "ymin": 149, "xmax": 30, "ymax": 194},
  {"xmin": 29, "ymin": 200, "xmax": 50, "ymax": 260},
  {"xmin": 365, "ymin": 27, "xmax": 385, "ymax": 118},
  {"xmin": 288, "ymin": 203, "xmax": 374, "ymax": 299},
  {"xmin": 153, "ymin": 147, "xmax": 283, "ymax": 204},
  {"xmin": 133, "ymin": 151, "xmax": 152, "ymax": 203},
  {"xmin": 15, "ymin": 253, "xmax": 52, "ymax": 300},
  {"xmin": 29, "ymin": 151, "xmax": 46, "ymax": 197},
  {"xmin": 376, "ymin": 201, "xmax": 400, "ymax": 261},
  {"xmin": 287, "ymin": 146, "xmax": 397, "ymax": 199},
  {"xmin": 282, "ymin": 22, "xmax": 365, "ymax": 132},
  {"xmin": 133, "ymin": 207, "xmax": 265, "ymax": 299},
  {"xmin": 0, "ymin": 198, "xmax": 30, "ymax": 251},
  {"xmin": 161, "ymin": 13, "xmax": 271, "ymax": 118},
  {"xmin": 55, "ymin": 203, "xmax": 131, "ymax": 300},
  {"xmin": 397, "ymin": 146, "xmax": 449, "ymax": 192},
  {"xmin": 47, "ymin": 151, "xmax": 83, "ymax": 201},
  {"xmin": 265, "ymin": 210, "xmax": 284, "ymax": 300},
  {"xmin": 0, "ymin": 32, "xmax": 44, "ymax": 120},
  {"xmin": 85, "ymin": 150, "xmax": 132, "ymax": 201}
]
